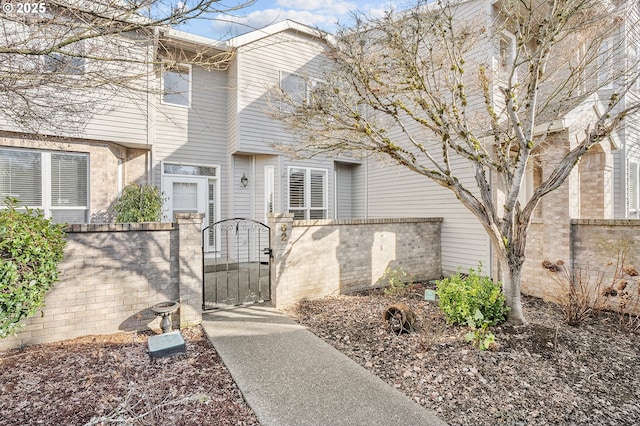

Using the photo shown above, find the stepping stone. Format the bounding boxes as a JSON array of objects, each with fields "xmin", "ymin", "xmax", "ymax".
[{"xmin": 148, "ymin": 331, "xmax": 186, "ymax": 358}]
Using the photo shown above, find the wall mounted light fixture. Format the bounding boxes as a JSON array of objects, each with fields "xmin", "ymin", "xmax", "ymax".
[{"xmin": 240, "ymin": 173, "xmax": 249, "ymax": 188}]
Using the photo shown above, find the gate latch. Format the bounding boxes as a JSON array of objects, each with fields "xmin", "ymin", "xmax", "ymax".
[{"xmin": 263, "ymin": 248, "xmax": 273, "ymax": 258}]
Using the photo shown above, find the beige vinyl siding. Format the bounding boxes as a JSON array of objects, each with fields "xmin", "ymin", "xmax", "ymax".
[
  {"xmin": 155, "ymin": 65, "xmax": 229, "ymax": 218},
  {"xmin": 365, "ymin": 157, "xmax": 490, "ymax": 276},
  {"xmin": 0, "ymin": 34, "xmax": 153, "ymax": 145},
  {"xmin": 233, "ymin": 155, "xmax": 252, "ymax": 218},
  {"xmin": 233, "ymin": 31, "xmax": 328, "ymax": 155}
]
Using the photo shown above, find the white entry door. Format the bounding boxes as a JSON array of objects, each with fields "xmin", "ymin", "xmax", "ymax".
[{"xmin": 164, "ymin": 176, "xmax": 216, "ymax": 252}]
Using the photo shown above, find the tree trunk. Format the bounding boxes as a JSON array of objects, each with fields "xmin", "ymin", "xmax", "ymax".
[{"xmin": 499, "ymin": 257, "xmax": 528, "ymax": 325}]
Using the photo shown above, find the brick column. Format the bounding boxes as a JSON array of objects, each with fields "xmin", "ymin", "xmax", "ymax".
[
  {"xmin": 176, "ymin": 213, "xmax": 204, "ymax": 327},
  {"xmin": 268, "ymin": 213, "xmax": 295, "ymax": 307}
]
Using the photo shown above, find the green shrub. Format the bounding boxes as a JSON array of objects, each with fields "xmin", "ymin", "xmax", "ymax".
[
  {"xmin": 112, "ymin": 183, "xmax": 164, "ymax": 223},
  {"xmin": 0, "ymin": 198, "xmax": 67, "ymax": 338},
  {"xmin": 436, "ymin": 264, "xmax": 509, "ymax": 325},
  {"xmin": 465, "ymin": 309, "xmax": 497, "ymax": 351},
  {"xmin": 380, "ymin": 266, "xmax": 412, "ymax": 296}
]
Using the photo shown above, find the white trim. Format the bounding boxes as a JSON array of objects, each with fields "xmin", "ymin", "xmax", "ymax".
[
  {"xmin": 264, "ymin": 165, "xmax": 275, "ymax": 223},
  {"xmin": 227, "ymin": 19, "xmax": 325, "ymax": 48}
]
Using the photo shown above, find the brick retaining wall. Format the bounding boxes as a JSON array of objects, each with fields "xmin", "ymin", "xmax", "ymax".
[
  {"xmin": 268, "ymin": 215, "xmax": 443, "ymax": 307},
  {"xmin": 0, "ymin": 214, "xmax": 203, "ymax": 350}
]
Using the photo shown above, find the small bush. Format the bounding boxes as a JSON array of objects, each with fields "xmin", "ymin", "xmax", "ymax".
[
  {"xmin": 380, "ymin": 265, "xmax": 412, "ymax": 296},
  {"xmin": 0, "ymin": 198, "xmax": 67, "ymax": 338},
  {"xmin": 465, "ymin": 309, "xmax": 497, "ymax": 351},
  {"xmin": 112, "ymin": 183, "xmax": 164, "ymax": 223},
  {"xmin": 436, "ymin": 264, "xmax": 509, "ymax": 326}
]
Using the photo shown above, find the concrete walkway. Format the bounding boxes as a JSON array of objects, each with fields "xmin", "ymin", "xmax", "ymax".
[{"xmin": 201, "ymin": 304, "xmax": 447, "ymax": 426}]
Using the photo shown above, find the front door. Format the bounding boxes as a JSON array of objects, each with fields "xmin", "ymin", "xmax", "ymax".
[{"xmin": 164, "ymin": 176, "xmax": 217, "ymax": 253}]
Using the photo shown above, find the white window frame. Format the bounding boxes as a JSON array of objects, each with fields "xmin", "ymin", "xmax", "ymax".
[
  {"xmin": 287, "ymin": 166, "xmax": 328, "ymax": 220},
  {"xmin": 0, "ymin": 147, "xmax": 89, "ymax": 223},
  {"xmin": 279, "ymin": 71, "xmax": 321, "ymax": 112},
  {"xmin": 629, "ymin": 160, "xmax": 639, "ymax": 218},
  {"xmin": 161, "ymin": 63, "xmax": 192, "ymax": 108}
]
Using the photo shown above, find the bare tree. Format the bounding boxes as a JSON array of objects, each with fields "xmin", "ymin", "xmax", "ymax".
[
  {"xmin": 273, "ymin": 0, "xmax": 640, "ymax": 324},
  {"xmin": 0, "ymin": 0, "xmax": 253, "ymax": 133}
]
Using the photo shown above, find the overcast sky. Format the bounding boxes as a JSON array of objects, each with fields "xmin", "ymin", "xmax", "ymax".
[{"xmin": 178, "ymin": 0, "xmax": 413, "ymax": 40}]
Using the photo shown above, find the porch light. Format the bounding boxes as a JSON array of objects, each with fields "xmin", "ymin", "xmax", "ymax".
[{"xmin": 240, "ymin": 173, "xmax": 249, "ymax": 188}]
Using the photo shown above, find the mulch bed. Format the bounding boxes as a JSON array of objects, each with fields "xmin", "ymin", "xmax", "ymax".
[
  {"xmin": 0, "ymin": 327, "xmax": 259, "ymax": 425},
  {"xmin": 285, "ymin": 291, "xmax": 640, "ymax": 425},
  {"xmin": 2, "ymin": 292, "xmax": 639, "ymax": 425}
]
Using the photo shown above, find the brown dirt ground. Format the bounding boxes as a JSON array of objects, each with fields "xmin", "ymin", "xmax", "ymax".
[{"xmin": 2, "ymin": 291, "xmax": 639, "ymax": 425}]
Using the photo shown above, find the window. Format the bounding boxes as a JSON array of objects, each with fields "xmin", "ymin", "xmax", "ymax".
[
  {"xmin": 498, "ymin": 31, "xmax": 516, "ymax": 77},
  {"xmin": 280, "ymin": 71, "xmax": 312, "ymax": 113},
  {"xmin": 0, "ymin": 148, "xmax": 88, "ymax": 223},
  {"xmin": 265, "ymin": 165, "xmax": 275, "ymax": 222},
  {"xmin": 288, "ymin": 167, "xmax": 327, "ymax": 220},
  {"xmin": 162, "ymin": 64, "xmax": 191, "ymax": 107},
  {"xmin": 44, "ymin": 41, "xmax": 85, "ymax": 74},
  {"xmin": 44, "ymin": 52, "xmax": 85, "ymax": 74},
  {"xmin": 598, "ymin": 39, "xmax": 613, "ymax": 88},
  {"xmin": 629, "ymin": 161, "xmax": 639, "ymax": 218}
]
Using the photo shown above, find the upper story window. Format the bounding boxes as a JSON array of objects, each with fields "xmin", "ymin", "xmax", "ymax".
[
  {"xmin": 0, "ymin": 147, "xmax": 88, "ymax": 224},
  {"xmin": 162, "ymin": 64, "xmax": 191, "ymax": 107},
  {"xmin": 598, "ymin": 39, "xmax": 613, "ymax": 89},
  {"xmin": 288, "ymin": 166, "xmax": 327, "ymax": 220},
  {"xmin": 280, "ymin": 71, "xmax": 315, "ymax": 113},
  {"xmin": 43, "ymin": 41, "xmax": 85, "ymax": 74},
  {"xmin": 44, "ymin": 52, "xmax": 85, "ymax": 74},
  {"xmin": 498, "ymin": 31, "xmax": 516, "ymax": 78}
]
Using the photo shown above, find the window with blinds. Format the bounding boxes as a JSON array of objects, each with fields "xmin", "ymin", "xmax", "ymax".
[
  {"xmin": 0, "ymin": 149, "xmax": 42, "ymax": 205},
  {"xmin": 288, "ymin": 167, "xmax": 327, "ymax": 220},
  {"xmin": 0, "ymin": 147, "xmax": 88, "ymax": 223},
  {"xmin": 629, "ymin": 161, "xmax": 639, "ymax": 218}
]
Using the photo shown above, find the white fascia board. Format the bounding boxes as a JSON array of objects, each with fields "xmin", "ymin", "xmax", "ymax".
[
  {"xmin": 226, "ymin": 19, "xmax": 326, "ymax": 48},
  {"xmin": 162, "ymin": 28, "xmax": 230, "ymax": 51}
]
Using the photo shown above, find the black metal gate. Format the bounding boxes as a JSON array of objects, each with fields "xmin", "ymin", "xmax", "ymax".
[{"xmin": 202, "ymin": 218, "xmax": 272, "ymax": 310}]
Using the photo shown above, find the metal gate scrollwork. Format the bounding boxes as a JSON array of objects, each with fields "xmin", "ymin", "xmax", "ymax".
[{"xmin": 202, "ymin": 218, "xmax": 272, "ymax": 310}]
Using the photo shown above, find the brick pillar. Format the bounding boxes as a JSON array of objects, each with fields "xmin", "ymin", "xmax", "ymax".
[
  {"xmin": 176, "ymin": 213, "xmax": 204, "ymax": 327},
  {"xmin": 268, "ymin": 213, "xmax": 294, "ymax": 307}
]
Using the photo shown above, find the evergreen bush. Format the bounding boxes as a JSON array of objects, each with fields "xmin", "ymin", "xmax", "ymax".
[
  {"xmin": 0, "ymin": 198, "xmax": 66, "ymax": 338},
  {"xmin": 436, "ymin": 264, "xmax": 509, "ymax": 326}
]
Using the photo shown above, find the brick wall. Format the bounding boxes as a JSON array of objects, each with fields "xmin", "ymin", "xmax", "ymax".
[
  {"xmin": 571, "ymin": 219, "xmax": 640, "ymax": 295},
  {"xmin": 0, "ymin": 214, "xmax": 203, "ymax": 350},
  {"xmin": 268, "ymin": 214, "xmax": 443, "ymax": 307}
]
